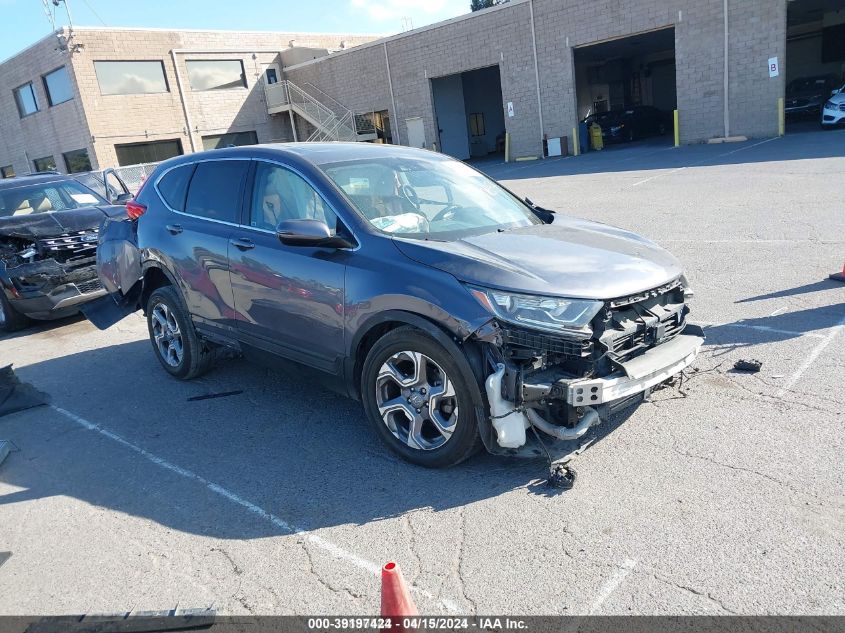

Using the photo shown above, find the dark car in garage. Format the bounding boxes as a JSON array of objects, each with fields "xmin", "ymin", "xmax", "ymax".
[
  {"xmin": 785, "ymin": 75, "xmax": 838, "ymax": 118},
  {"xmin": 89, "ymin": 143, "xmax": 703, "ymax": 468},
  {"xmin": 0, "ymin": 173, "xmax": 129, "ymax": 331},
  {"xmin": 584, "ymin": 106, "xmax": 670, "ymax": 143}
]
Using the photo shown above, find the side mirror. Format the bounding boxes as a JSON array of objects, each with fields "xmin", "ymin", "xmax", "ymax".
[
  {"xmin": 276, "ymin": 218, "xmax": 354, "ymax": 249},
  {"xmin": 113, "ymin": 192, "xmax": 133, "ymax": 204}
]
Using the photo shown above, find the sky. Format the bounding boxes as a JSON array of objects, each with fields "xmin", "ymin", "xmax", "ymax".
[{"xmin": 0, "ymin": 0, "xmax": 471, "ymax": 61}]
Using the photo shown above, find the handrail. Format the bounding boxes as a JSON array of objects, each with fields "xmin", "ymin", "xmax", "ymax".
[{"xmin": 265, "ymin": 79, "xmax": 372, "ymax": 142}]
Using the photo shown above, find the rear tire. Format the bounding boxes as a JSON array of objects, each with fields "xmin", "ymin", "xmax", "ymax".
[
  {"xmin": 0, "ymin": 292, "xmax": 30, "ymax": 333},
  {"xmin": 146, "ymin": 286, "xmax": 214, "ymax": 379},
  {"xmin": 361, "ymin": 326, "xmax": 483, "ymax": 468}
]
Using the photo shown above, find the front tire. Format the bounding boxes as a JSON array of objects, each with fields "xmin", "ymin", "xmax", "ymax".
[
  {"xmin": 361, "ymin": 327, "xmax": 483, "ymax": 468},
  {"xmin": 0, "ymin": 291, "xmax": 30, "ymax": 333},
  {"xmin": 146, "ymin": 286, "xmax": 214, "ymax": 379}
]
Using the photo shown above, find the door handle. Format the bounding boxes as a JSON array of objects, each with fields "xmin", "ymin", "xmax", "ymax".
[
  {"xmin": 165, "ymin": 224, "xmax": 183, "ymax": 235},
  {"xmin": 230, "ymin": 237, "xmax": 255, "ymax": 251}
]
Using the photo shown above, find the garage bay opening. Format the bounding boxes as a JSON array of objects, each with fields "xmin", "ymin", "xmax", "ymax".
[
  {"xmin": 786, "ymin": 0, "xmax": 845, "ymax": 133},
  {"xmin": 574, "ymin": 27, "xmax": 676, "ymax": 151},
  {"xmin": 431, "ymin": 65, "xmax": 506, "ymax": 161}
]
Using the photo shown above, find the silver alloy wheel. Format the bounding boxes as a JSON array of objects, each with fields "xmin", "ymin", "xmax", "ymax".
[
  {"xmin": 375, "ymin": 350, "xmax": 458, "ymax": 451},
  {"xmin": 151, "ymin": 302, "xmax": 184, "ymax": 367}
]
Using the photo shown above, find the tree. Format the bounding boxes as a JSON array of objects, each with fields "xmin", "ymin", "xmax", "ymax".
[{"xmin": 471, "ymin": 0, "xmax": 507, "ymax": 11}]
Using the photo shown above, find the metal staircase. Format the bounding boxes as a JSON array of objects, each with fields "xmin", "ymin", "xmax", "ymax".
[{"xmin": 265, "ymin": 80, "xmax": 377, "ymax": 142}]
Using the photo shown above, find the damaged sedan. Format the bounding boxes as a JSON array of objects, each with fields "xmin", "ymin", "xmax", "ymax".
[
  {"xmin": 0, "ymin": 173, "xmax": 128, "ymax": 331},
  {"xmin": 89, "ymin": 143, "xmax": 703, "ymax": 468}
]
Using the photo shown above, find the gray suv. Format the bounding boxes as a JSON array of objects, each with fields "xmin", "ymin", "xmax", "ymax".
[{"xmin": 90, "ymin": 143, "xmax": 703, "ymax": 468}]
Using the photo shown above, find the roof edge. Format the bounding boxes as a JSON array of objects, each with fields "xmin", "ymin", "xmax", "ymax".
[{"xmin": 283, "ymin": 0, "xmax": 530, "ymax": 73}]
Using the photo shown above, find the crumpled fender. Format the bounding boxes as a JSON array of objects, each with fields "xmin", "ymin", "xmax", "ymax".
[
  {"xmin": 82, "ymin": 217, "xmax": 143, "ymax": 330},
  {"xmin": 97, "ymin": 217, "xmax": 141, "ymax": 296}
]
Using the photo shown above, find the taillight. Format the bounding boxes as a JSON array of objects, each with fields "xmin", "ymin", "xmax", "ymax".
[{"xmin": 126, "ymin": 200, "xmax": 147, "ymax": 220}]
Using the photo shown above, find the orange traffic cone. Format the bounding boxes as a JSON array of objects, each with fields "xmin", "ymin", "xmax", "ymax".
[
  {"xmin": 830, "ymin": 263, "xmax": 845, "ymax": 282},
  {"xmin": 381, "ymin": 562, "xmax": 418, "ymax": 618}
]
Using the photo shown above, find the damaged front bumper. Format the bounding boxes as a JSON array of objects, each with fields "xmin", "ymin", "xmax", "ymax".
[
  {"xmin": 479, "ymin": 323, "xmax": 704, "ymax": 460},
  {"xmin": 1, "ymin": 258, "xmax": 105, "ymax": 320},
  {"xmin": 561, "ymin": 326, "xmax": 703, "ymax": 407}
]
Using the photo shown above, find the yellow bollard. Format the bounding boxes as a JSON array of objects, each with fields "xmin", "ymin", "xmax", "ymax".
[
  {"xmin": 673, "ymin": 109, "xmax": 680, "ymax": 147},
  {"xmin": 572, "ymin": 127, "xmax": 579, "ymax": 156},
  {"xmin": 778, "ymin": 97, "xmax": 785, "ymax": 137}
]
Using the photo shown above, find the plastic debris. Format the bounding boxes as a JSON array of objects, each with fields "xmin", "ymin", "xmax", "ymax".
[
  {"xmin": 0, "ymin": 365, "xmax": 49, "ymax": 418},
  {"xmin": 547, "ymin": 464, "xmax": 577, "ymax": 490},
  {"xmin": 733, "ymin": 359, "xmax": 763, "ymax": 373}
]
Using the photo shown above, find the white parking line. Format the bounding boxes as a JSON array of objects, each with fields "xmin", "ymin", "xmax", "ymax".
[
  {"xmin": 776, "ymin": 316, "xmax": 845, "ymax": 397},
  {"xmin": 587, "ymin": 558, "xmax": 637, "ymax": 614},
  {"xmin": 715, "ymin": 136, "xmax": 779, "ymax": 158},
  {"xmin": 692, "ymin": 321, "xmax": 826, "ymax": 339},
  {"xmin": 632, "ymin": 166, "xmax": 685, "ymax": 186},
  {"xmin": 631, "ymin": 136, "xmax": 780, "ymax": 188},
  {"xmin": 49, "ymin": 405, "xmax": 459, "ymax": 613}
]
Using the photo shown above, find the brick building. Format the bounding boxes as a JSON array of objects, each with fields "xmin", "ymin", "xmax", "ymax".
[
  {"xmin": 0, "ymin": 27, "xmax": 377, "ymax": 177},
  {"xmin": 1, "ymin": 0, "xmax": 843, "ymax": 176}
]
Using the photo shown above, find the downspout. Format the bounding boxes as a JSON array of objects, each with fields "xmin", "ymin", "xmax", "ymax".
[
  {"xmin": 723, "ymin": 0, "xmax": 730, "ymax": 138},
  {"xmin": 529, "ymin": 0, "xmax": 545, "ymax": 156},
  {"xmin": 170, "ymin": 49, "xmax": 197, "ymax": 152},
  {"xmin": 384, "ymin": 42, "xmax": 399, "ymax": 145}
]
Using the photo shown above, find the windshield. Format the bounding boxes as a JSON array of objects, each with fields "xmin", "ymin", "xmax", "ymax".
[
  {"xmin": 319, "ymin": 154, "xmax": 541, "ymax": 240},
  {"xmin": 0, "ymin": 180, "xmax": 106, "ymax": 218}
]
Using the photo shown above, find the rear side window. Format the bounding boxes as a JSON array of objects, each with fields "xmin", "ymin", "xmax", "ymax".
[
  {"xmin": 157, "ymin": 164, "xmax": 195, "ymax": 211},
  {"xmin": 184, "ymin": 160, "xmax": 248, "ymax": 223}
]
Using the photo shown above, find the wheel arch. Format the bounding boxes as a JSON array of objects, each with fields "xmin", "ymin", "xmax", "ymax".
[
  {"xmin": 139, "ymin": 262, "xmax": 181, "ymax": 314},
  {"xmin": 347, "ymin": 310, "xmax": 486, "ymax": 401}
]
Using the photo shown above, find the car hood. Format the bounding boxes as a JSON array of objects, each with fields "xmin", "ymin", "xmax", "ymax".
[
  {"xmin": 0, "ymin": 205, "xmax": 126, "ymax": 240},
  {"xmin": 392, "ymin": 216, "xmax": 683, "ymax": 300}
]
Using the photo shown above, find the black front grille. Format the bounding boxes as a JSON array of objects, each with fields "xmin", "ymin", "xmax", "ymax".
[
  {"xmin": 502, "ymin": 327, "xmax": 591, "ymax": 358},
  {"xmin": 599, "ymin": 282, "xmax": 688, "ymax": 364},
  {"xmin": 38, "ymin": 229, "xmax": 98, "ymax": 264},
  {"xmin": 76, "ymin": 278, "xmax": 103, "ymax": 294}
]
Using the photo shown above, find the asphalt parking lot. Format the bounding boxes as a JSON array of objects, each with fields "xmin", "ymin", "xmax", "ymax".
[{"xmin": 1, "ymin": 129, "xmax": 843, "ymax": 616}]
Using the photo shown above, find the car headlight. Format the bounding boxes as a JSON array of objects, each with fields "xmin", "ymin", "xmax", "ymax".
[
  {"xmin": 611, "ymin": 124, "xmax": 624, "ymax": 133},
  {"xmin": 825, "ymin": 101, "xmax": 836, "ymax": 110},
  {"xmin": 469, "ymin": 286, "xmax": 603, "ymax": 334}
]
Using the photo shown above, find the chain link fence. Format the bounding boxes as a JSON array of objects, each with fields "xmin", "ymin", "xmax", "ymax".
[{"xmin": 109, "ymin": 162, "xmax": 161, "ymax": 194}]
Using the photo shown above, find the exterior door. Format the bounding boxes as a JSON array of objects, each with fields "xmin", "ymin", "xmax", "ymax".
[
  {"xmin": 431, "ymin": 74, "xmax": 470, "ymax": 159},
  {"xmin": 162, "ymin": 159, "xmax": 248, "ymax": 332},
  {"xmin": 262, "ymin": 63, "xmax": 281, "ymax": 85},
  {"xmin": 405, "ymin": 117, "xmax": 426, "ymax": 149},
  {"xmin": 229, "ymin": 160, "xmax": 347, "ymax": 373}
]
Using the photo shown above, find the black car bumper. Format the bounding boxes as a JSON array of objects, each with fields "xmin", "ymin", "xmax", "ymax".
[
  {"xmin": 2, "ymin": 260, "xmax": 105, "ymax": 320},
  {"xmin": 785, "ymin": 102, "xmax": 823, "ymax": 117}
]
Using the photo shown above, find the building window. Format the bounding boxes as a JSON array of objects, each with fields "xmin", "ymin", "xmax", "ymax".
[
  {"xmin": 94, "ymin": 61, "xmax": 169, "ymax": 95},
  {"xmin": 1, "ymin": 165, "xmax": 15, "ymax": 179},
  {"xmin": 201, "ymin": 130, "xmax": 258, "ymax": 150},
  {"xmin": 13, "ymin": 83, "xmax": 39, "ymax": 117},
  {"xmin": 33, "ymin": 156, "xmax": 57, "ymax": 172},
  {"xmin": 63, "ymin": 148, "xmax": 92, "ymax": 173},
  {"xmin": 42, "ymin": 66, "xmax": 74, "ymax": 106},
  {"xmin": 469, "ymin": 113, "xmax": 486, "ymax": 137},
  {"xmin": 186, "ymin": 60, "xmax": 247, "ymax": 91},
  {"xmin": 114, "ymin": 139, "xmax": 183, "ymax": 166}
]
